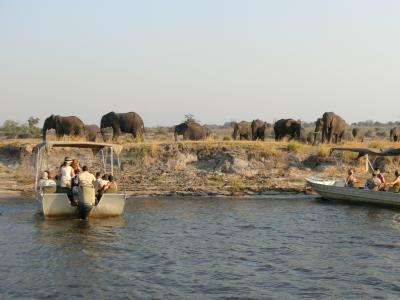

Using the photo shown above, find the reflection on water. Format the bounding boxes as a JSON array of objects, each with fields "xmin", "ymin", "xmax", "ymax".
[{"xmin": 1, "ymin": 196, "xmax": 400, "ymax": 299}]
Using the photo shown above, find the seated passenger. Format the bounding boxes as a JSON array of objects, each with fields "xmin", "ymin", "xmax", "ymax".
[
  {"xmin": 374, "ymin": 167, "xmax": 384, "ymax": 182},
  {"xmin": 78, "ymin": 166, "xmax": 96, "ymax": 188},
  {"xmin": 38, "ymin": 171, "xmax": 57, "ymax": 194},
  {"xmin": 365, "ymin": 173, "xmax": 382, "ymax": 191},
  {"xmin": 345, "ymin": 169, "xmax": 357, "ymax": 188},
  {"xmin": 94, "ymin": 172, "xmax": 108, "ymax": 192},
  {"xmin": 102, "ymin": 175, "xmax": 118, "ymax": 193},
  {"xmin": 385, "ymin": 170, "xmax": 400, "ymax": 193}
]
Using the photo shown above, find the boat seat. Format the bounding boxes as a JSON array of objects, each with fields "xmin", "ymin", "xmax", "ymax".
[{"xmin": 43, "ymin": 186, "xmax": 56, "ymax": 193}]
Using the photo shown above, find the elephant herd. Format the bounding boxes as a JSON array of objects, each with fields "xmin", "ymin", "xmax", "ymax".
[
  {"xmin": 229, "ymin": 112, "xmax": 347, "ymax": 144},
  {"xmin": 42, "ymin": 111, "xmax": 400, "ymax": 144},
  {"xmin": 42, "ymin": 112, "xmax": 145, "ymax": 142}
]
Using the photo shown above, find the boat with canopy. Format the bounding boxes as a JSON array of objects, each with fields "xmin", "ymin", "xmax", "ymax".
[
  {"xmin": 34, "ymin": 141, "xmax": 126, "ymax": 218},
  {"xmin": 306, "ymin": 147, "xmax": 400, "ymax": 207}
]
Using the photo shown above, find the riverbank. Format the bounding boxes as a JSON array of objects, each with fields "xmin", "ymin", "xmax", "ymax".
[{"xmin": 0, "ymin": 139, "xmax": 397, "ymax": 197}]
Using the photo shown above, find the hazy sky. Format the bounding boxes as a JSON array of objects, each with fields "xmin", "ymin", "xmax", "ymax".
[{"xmin": 1, "ymin": 0, "xmax": 400, "ymax": 127}]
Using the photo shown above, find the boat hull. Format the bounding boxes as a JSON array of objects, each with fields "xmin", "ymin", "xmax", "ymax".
[
  {"xmin": 38, "ymin": 193, "xmax": 126, "ymax": 219},
  {"xmin": 306, "ymin": 178, "xmax": 400, "ymax": 207}
]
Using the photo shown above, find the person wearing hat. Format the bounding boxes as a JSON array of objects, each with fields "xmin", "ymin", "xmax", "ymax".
[{"xmin": 59, "ymin": 157, "xmax": 75, "ymax": 188}]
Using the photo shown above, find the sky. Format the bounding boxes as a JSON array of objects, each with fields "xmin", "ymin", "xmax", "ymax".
[{"xmin": 1, "ymin": 0, "xmax": 400, "ymax": 127}]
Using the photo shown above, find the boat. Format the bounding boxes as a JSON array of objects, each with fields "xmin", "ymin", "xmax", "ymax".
[
  {"xmin": 305, "ymin": 147, "xmax": 400, "ymax": 207},
  {"xmin": 34, "ymin": 141, "xmax": 126, "ymax": 218},
  {"xmin": 306, "ymin": 177, "xmax": 400, "ymax": 207}
]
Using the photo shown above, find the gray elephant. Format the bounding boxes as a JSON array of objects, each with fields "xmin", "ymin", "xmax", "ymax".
[
  {"xmin": 299, "ymin": 129, "xmax": 314, "ymax": 144},
  {"xmin": 100, "ymin": 111, "xmax": 145, "ymax": 142},
  {"xmin": 390, "ymin": 127, "xmax": 400, "ymax": 142},
  {"xmin": 314, "ymin": 112, "xmax": 347, "ymax": 144},
  {"xmin": 174, "ymin": 122, "xmax": 209, "ymax": 141},
  {"xmin": 273, "ymin": 119, "xmax": 301, "ymax": 141},
  {"xmin": 85, "ymin": 124, "xmax": 102, "ymax": 142},
  {"xmin": 232, "ymin": 121, "xmax": 252, "ymax": 140},
  {"xmin": 352, "ymin": 127, "xmax": 365, "ymax": 142},
  {"xmin": 251, "ymin": 119, "xmax": 271, "ymax": 141},
  {"xmin": 42, "ymin": 115, "xmax": 85, "ymax": 141}
]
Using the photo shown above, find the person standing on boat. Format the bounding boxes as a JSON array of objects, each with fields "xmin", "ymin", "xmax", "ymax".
[
  {"xmin": 59, "ymin": 157, "xmax": 75, "ymax": 188},
  {"xmin": 385, "ymin": 170, "xmax": 400, "ymax": 193},
  {"xmin": 71, "ymin": 159, "xmax": 82, "ymax": 175},
  {"xmin": 345, "ymin": 169, "xmax": 357, "ymax": 188},
  {"xmin": 78, "ymin": 166, "xmax": 96, "ymax": 188}
]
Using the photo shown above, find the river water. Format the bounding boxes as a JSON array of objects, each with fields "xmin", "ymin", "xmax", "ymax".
[{"xmin": 1, "ymin": 196, "xmax": 400, "ymax": 299}]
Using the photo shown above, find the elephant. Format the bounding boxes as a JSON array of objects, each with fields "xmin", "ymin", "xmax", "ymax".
[
  {"xmin": 390, "ymin": 127, "xmax": 400, "ymax": 142},
  {"xmin": 352, "ymin": 127, "xmax": 365, "ymax": 142},
  {"xmin": 42, "ymin": 115, "xmax": 85, "ymax": 141},
  {"xmin": 251, "ymin": 119, "xmax": 271, "ymax": 141},
  {"xmin": 174, "ymin": 122, "xmax": 209, "ymax": 141},
  {"xmin": 85, "ymin": 124, "xmax": 102, "ymax": 142},
  {"xmin": 100, "ymin": 111, "xmax": 145, "ymax": 142},
  {"xmin": 314, "ymin": 112, "xmax": 347, "ymax": 144},
  {"xmin": 273, "ymin": 119, "xmax": 301, "ymax": 141},
  {"xmin": 299, "ymin": 129, "xmax": 314, "ymax": 144},
  {"xmin": 232, "ymin": 121, "xmax": 252, "ymax": 140}
]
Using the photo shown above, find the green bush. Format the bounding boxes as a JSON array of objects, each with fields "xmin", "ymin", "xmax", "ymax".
[
  {"xmin": 0, "ymin": 117, "xmax": 41, "ymax": 139},
  {"xmin": 287, "ymin": 141, "xmax": 302, "ymax": 153}
]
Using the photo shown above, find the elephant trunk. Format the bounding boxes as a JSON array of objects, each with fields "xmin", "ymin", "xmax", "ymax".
[{"xmin": 42, "ymin": 128, "xmax": 47, "ymax": 141}]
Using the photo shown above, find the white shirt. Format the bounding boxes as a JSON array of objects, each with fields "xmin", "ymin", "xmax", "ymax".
[
  {"xmin": 60, "ymin": 165, "xmax": 73, "ymax": 187},
  {"xmin": 93, "ymin": 178, "xmax": 108, "ymax": 191},
  {"xmin": 78, "ymin": 171, "xmax": 96, "ymax": 187}
]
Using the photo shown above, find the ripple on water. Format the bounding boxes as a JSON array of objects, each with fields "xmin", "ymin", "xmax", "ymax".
[{"xmin": 0, "ymin": 197, "xmax": 400, "ymax": 298}]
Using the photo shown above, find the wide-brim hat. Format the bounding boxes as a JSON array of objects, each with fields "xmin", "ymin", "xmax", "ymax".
[{"xmin": 64, "ymin": 156, "xmax": 73, "ymax": 162}]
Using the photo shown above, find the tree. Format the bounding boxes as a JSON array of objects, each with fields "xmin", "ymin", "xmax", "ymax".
[
  {"xmin": 0, "ymin": 117, "xmax": 41, "ymax": 139},
  {"xmin": 183, "ymin": 114, "xmax": 199, "ymax": 124}
]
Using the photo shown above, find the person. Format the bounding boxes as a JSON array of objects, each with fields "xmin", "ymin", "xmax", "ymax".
[
  {"xmin": 345, "ymin": 169, "xmax": 357, "ymax": 188},
  {"xmin": 71, "ymin": 159, "xmax": 82, "ymax": 175},
  {"xmin": 38, "ymin": 170, "xmax": 57, "ymax": 194},
  {"xmin": 78, "ymin": 165, "xmax": 96, "ymax": 188},
  {"xmin": 93, "ymin": 172, "xmax": 107, "ymax": 190},
  {"xmin": 365, "ymin": 173, "xmax": 382, "ymax": 191},
  {"xmin": 58, "ymin": 157, "xmax": 75, "ymax": 188},
  {"xmin": 385, "ymin": 170, "xmax": 400, "ymax": 193},
  {"xmin": 374, "ymin": 168, "xmax": 386, "ymax": 191},
  {"xmin": 101, "ymin": 175, "xmax": 118, "ymax": 193}
]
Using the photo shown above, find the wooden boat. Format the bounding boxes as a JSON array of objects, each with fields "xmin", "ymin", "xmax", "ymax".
[
  {"xmin": 306, "ymin": 177, "xmax": 400, "ymax": 207},
  {"xmin": 34, "ymin": 141, "xmax": 126, "ymax": 219}
]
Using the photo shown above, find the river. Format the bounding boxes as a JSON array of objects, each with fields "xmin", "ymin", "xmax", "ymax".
[{"xmin": 0, "ymin": 195, "xmax": 400, "ymax": 299}]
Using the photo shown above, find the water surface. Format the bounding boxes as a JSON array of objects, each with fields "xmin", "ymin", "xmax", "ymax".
[{"xmin": 1, "ymin": 196, "xmax": 400, "ymax": 299}]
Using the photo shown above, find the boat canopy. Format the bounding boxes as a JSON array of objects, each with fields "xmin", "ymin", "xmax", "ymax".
[
  {"xmin": 34, "ymin": 141, "xmax": 123, "ymax": 156},
  {"xmin": 330, "ymin": 147, "xmax": 400, "ymax": 158}
]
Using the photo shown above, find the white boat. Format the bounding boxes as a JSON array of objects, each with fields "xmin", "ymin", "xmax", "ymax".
[
  {"xmin": 34, "ymin": 141, "xmax": 126, "ymax": 219},
  {"xmin": 306, "ymin": 177, "xmax": 400, "ymax": 207}
]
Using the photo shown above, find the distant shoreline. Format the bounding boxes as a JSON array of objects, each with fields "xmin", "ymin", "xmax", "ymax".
[{"xmin": 0, "ymin": 139, "xmax": 398, "ymax": 199}]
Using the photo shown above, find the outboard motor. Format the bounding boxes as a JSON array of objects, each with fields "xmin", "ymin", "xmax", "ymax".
[{"xmin": 77, "ymin": 187, "xmax": 96, "ymax": 219}]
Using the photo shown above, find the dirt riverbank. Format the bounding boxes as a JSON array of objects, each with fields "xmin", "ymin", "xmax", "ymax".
[{"xmin": 0, "ymin": 139, "xmax": 398, "ymax": 197}]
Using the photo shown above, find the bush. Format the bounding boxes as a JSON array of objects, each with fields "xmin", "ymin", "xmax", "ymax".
[
  {"xmin": 316, "ymin": 146, "xmax": 330, "ymax": 158},
  {"xmin": 0, "ymin": 117, "xmax": 41, "ymax": 139},
  {"xmin": 287, "ymin": 141, "xmax": 302, "ymax": 153}
]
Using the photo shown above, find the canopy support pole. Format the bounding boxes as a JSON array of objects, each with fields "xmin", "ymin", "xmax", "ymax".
[{"xmin": 110, "ymin": 146, "xmax": 114, "ymax": 176}]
